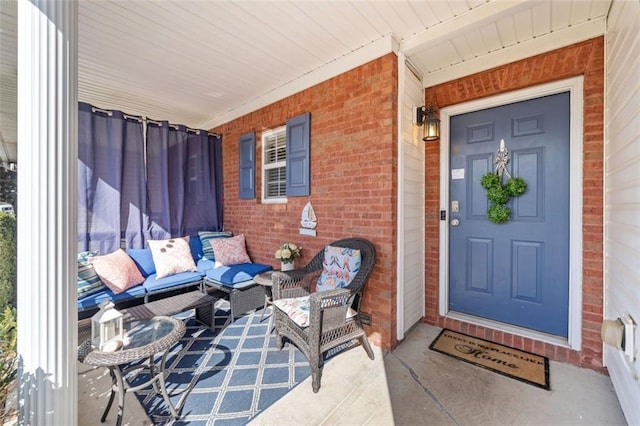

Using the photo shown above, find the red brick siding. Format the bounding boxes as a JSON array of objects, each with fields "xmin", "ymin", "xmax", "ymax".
[
  {"xmin": 424, "ymin": 37, "xmax": 605, "ymax": 371},
  {"xmin": 211, "ymin": 54, "xmax": 398, "ymax": 349}
]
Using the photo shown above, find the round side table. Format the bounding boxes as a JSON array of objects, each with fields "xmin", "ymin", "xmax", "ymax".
[
  {"xmin": 254, "ymin": 270, "xmax": 275, "ymax": 322},
  {"xmin": 78, "ymin": 316, "xmax": 185, "ymax": 426}
]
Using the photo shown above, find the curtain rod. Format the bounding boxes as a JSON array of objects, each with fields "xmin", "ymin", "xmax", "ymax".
[
  {"xmin": 139, "ymin": 118, "xmax": 220, "ymax": 138},
  {"xmin": 93, "ymin": 107, "xmax": 220, "ymax": 138}
]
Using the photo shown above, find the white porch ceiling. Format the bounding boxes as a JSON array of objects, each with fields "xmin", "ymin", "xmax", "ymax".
[{"xmin": 0, "ymin": 0, "xmax": 611, "ymax": 164}]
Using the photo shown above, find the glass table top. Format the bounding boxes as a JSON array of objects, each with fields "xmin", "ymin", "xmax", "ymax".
[{"xmin": 122, "ymin": 317, "xmax": 176, "ymax": 350}]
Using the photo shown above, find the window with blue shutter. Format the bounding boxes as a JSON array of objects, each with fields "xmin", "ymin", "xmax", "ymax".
[
  {"xmin": 262, "ymin": 126, "xmax": 287, "ymax": 202},
  {"xmin": 286, "ymin": 112, "xmax": 310, "ymax": 197},
  {"xmin": 238, "ymin": 132, "xmax": 255, "ymax": 199}
]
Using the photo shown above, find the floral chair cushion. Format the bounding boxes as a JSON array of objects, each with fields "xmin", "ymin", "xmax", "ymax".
[
  {"xmin": 273, "ymin": 296, "xmax": 356, "ymax": 328},
  {"xmin": 315, "ymin": 245, "xmax": 361, "ymax": 292}
]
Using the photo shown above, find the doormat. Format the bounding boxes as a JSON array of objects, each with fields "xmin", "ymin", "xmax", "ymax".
[{"xmin": 429, "ymin": 329, "xmax": 550, "ymax": 390}]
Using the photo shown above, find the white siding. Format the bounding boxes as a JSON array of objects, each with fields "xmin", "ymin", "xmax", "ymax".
[
  {"xmin": 397, "ymin": 59, "xmax": 425, "ymax": 339},
  {"xmin": 604, "ymin": 1, "xmax": 640, "ymax": 424}
]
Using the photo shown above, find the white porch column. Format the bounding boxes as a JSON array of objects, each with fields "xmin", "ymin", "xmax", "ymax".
[{"xmin": 17, "ymin": 1, "xmax": 78, "ymax": 424}]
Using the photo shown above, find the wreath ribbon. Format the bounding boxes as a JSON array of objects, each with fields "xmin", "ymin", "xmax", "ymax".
[{"xmin": 494, "ymin": 139, "xmax": 512, "ymax": 179}]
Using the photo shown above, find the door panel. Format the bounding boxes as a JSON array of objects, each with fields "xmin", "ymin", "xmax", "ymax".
[
  {"xmin": 511, "ymin": 240, "xmax": 543, "ymax": 302},
  {"xmin": 467, "ymin": 238, "xmax": 492, "ymax": 293},
  {"xmin": 468, "ymin": 156, "xmax": 492, "ymax": 218},
  {"xmin": 448, "ymin": 92, "xmax": 570, "ymax": 337},
  {"xmin": 513, "ymin": 149, "xmax": 542, "ymax": 219}
]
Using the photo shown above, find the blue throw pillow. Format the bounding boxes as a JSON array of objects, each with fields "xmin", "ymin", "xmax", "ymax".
[
  {"xmin": 126, "ymin": 248, "xmax": 156, "ymax": 278},
  {"xmin": 198, "ymin": 231, "xmax": 233, "ymax": 261},
  {"xmin": 189, "ymin": 235, "xmax": 204, "ymax": 261}
]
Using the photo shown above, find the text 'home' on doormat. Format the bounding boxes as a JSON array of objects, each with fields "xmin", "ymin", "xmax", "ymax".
[{"xmin": 429, "ymin": 329, "xmax": 550, "ymax": 390}]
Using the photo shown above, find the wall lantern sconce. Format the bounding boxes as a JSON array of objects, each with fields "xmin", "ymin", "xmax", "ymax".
[{"xmin": 416, "ymin": 105, "xmax": 440, "ymax": 142}]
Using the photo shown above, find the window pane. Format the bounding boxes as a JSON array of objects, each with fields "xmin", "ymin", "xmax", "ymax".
[
  {"xmin": 266, "ymin": 167, "xmax": 286, "ymax": 198},
  {"xmin": 262, "ymin": 126, "xmax": 287, "ymax": 200},
  {"xmin": 265, "ymin": 130, "xmax": 286, "ymax": 165}
]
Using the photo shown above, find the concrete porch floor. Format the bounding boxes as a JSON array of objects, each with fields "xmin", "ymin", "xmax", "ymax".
[{"xmin": 78, "ymin": 323, "xmax": 627, "ymax": 425}]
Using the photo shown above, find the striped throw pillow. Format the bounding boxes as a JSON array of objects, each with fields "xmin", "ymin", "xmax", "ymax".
[
  {"xmin": 77, "ymin": 250, "xmax": 106, "ymax": 299},
  {"xmin": 198, "ymin": 231, "xmax": 233, "ymax": 261}
]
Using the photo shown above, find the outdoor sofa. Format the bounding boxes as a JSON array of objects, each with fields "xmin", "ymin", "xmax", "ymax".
[{"xmin": 77, "ymin": 232, "xmax": 272, "ymax": 320}]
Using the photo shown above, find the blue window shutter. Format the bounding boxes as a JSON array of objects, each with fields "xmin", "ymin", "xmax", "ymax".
[
  {"xmin": 239, "ymin": 132, "xmax": 255, "ymax": 199},
  {"xmin": 286, "ymin": 112, "xmax": 310, "ymax": 196}
]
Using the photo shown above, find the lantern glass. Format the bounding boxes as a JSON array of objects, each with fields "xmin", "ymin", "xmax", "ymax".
[
  {"xmin": 91, "ymin": 301, "xmax": 124, "ymax": 351},
  {"xmin": 419, "ymin": 105, "xmax": 440, "ymax": 142},
  {"xmin": 423, "ymin": 117, "xmax": 440, "ymax": 141}
]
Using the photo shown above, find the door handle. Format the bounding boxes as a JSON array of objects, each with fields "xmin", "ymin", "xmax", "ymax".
[{"xmin": 450, "ymin": 218, "xmax": 460, "ymax": 227}]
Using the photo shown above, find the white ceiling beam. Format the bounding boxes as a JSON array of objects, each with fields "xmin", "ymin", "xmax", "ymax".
[
  {"xmin": 400, "ymin": 0, "xmax": 533, "ymax": 55},
  {"xmin": 421, "ymin": 17, "xmax": 606, "ymax": 88}
]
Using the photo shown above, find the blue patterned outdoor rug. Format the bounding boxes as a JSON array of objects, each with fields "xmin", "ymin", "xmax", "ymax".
[{"xmin": 129, "ymin": 301, "xmax": 310, "ymax": 425}]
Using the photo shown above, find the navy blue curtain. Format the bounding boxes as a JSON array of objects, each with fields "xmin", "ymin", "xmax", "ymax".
[
  {"xmin": 146, "ymin": 123, "xmax": 223, "ymax": 239},
  {"xmin": 78, "ymin": 102, "xmax": 147, "ymax": 253}
]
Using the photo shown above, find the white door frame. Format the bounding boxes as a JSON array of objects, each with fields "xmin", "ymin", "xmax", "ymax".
[{"xmin": 438, "ymin": 76, "xmax": 584, "ymax": 350}]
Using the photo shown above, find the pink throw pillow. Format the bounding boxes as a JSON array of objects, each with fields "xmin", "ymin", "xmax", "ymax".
[
  {"xmin": 211, "ymin": 234, "xmax": 252, "ymax": 267},
  {"xmin": 90, "ymin": 248, "xmax": 144, "ymax": 294}
]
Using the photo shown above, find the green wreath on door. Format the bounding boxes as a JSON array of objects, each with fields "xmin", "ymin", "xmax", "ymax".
[{"xmin": 480, "ymin": 173, "xmax": 527, "ymax": 223}]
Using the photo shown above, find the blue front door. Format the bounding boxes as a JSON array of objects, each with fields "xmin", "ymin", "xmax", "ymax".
[{"xmin": 448, "ymin": 92, "xmax": 570, "ymax": 337}]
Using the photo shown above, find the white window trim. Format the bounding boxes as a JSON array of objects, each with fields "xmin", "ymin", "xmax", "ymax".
[{"xmin": 261, "ymin": 126, "xmax": 287, "ymax": 204}]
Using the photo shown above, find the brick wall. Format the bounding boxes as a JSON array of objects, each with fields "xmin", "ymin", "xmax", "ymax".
[
  {"xmin": 211, "ymin": 53, "xmax": 398, "ymax": 349},
  {"xmin": 424, "ymin": 37, "xmax": 605, "ymax": 370}
]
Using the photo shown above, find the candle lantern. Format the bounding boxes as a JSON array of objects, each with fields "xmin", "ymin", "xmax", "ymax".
[{"xmin": 91, "ymin": 300, "xmax": 124, "ymax": 351}]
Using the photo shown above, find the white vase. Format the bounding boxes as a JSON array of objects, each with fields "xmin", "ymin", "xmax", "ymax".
[{"xmin": 281, "ymin": 261, "xmax": 294, "ymax": 271}]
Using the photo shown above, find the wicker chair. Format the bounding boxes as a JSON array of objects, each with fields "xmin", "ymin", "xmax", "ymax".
[{"xmin": 271, "ymin": 237, "xmax": 376, "ymax": 393}]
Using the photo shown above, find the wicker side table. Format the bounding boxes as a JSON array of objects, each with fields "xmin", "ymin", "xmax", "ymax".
[
  {"xmin": 78, "ymin": 316, "xmax": 186, "ymax": 426},
  {"xmin": 254, "ymin": 270, "xmax": 275, "ymax": 322}
]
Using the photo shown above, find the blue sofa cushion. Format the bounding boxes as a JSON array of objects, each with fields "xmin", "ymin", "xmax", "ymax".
[
  {"xmin": 77, "ymin": 284, "xmax": 146, "ymax": 311},
  {"xmin": 142, "ymin": 271, "xmax": 202, "ymax": 293},
  {"xmin": 197, "ymin": 258, "xmax": 215, "ymax": 275},
  {"xmin": 205, "ymin": 263, "xmax": 271, "ymax": 288},
  {"xmin": 127, "ymin": 248, "xmax": 156, "ymax": 277}
]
